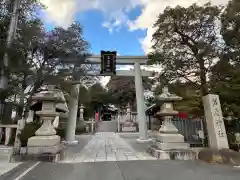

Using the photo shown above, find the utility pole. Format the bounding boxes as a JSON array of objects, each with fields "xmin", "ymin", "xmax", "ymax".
[{"xmin": 0, "ymin": 0, "xmax": 21, "ymax": 110}]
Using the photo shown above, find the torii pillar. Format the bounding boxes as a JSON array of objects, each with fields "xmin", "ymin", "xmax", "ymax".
[
  {"xmin": 65, "ymin": 84, "xmax": 80, "ymax": 144},
  {"xmin": 134, "ymin": 62, "xmax": 149, "ymax": 142}
]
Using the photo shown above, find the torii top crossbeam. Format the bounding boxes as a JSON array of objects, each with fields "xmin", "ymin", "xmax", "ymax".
[
  {"xmin": 64, "ymin": 55, "xmax": 149, "ymax": 65},
  {"xmin": 88, "ymin": 55, "xmax": 148, "ymax": 65}
]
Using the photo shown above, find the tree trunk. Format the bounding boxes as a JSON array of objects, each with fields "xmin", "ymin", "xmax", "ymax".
[
  {"xmin": 17, "ymin": 74, "xmax": 27, "ymax": 118},
  {"xmin": 198, "ymin": 57, "xmax": 209, "ymax": 96},
  {"xmin": 13, "ymin": 79, "xmax": 42, "ymax": 155},
  {"xmin": 23, "ymin": 79, "xmax": 43, "ymax": 118}
]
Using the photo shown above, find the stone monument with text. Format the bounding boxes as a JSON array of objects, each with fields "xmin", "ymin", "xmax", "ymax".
[{"xmin": 202, "ymin": 94, "xmax": 229, "ymax": 149}]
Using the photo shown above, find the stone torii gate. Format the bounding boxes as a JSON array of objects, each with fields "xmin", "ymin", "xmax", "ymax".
[{"xmin": 65, "ymin": 55, "xmax": 153, "ymax": 144}]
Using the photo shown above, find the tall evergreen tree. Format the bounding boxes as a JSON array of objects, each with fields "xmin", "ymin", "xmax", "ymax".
[{"xmin": 149, "ymin": 3, "xmax": 222, "ymax": 96}]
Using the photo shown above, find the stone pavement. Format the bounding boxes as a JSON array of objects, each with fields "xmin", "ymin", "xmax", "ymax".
[
  {"xmin": 96, "ymin": 121, "xmax": 118, "ymax": 132},
  {"xmin": 1, "ymin": 133, "xmax": 240, "ymax": 180},
  {"xmin": 0, "ymin": 147, "xmax": 21, "ymax": 176},
  {"xmin": 0, "ymin": 162, "xmax": 21, "ymax": 176},
  {"xmin": 12, "ymin": 160, "xmax": 240, "ymax": 180},
  {"xmin": 61, "ymin": 132, "xmax": 156, "ymax": 163}
]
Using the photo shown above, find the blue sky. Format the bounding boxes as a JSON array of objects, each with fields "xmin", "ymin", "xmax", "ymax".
[
  {"xmin": 39, "ymin": 0, "xmax": 227, "ymax": 57},
  {"xmin": 76, "ymin": 9, "xmax": 146, "ymax": 55},
  {"xmin": 39, "ymin": 0, "xmax": 226, "ymax": 86},
  {"xmin": 42, "ymin": 6, "xmax": 146, "ymax": 56}
]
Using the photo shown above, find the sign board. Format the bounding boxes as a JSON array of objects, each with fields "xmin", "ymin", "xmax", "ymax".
[
  {"xmin": 203, "ymin": 94, "xmax": 229, "ymax": 149},
  {"xmin": 100, "ymin": 51, "xmax": 116, "ymax": 75}
]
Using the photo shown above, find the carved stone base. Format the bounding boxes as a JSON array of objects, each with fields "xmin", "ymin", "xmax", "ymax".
[
  {"xmin": 10, "ymin": 151, "xmax": 65, "ymax": 163},
  {"xmin": 10, "ymin": 143, "xmax": 66, "ymax": 163},
  {"xmin": 27, "ymin": 143, "xmax": 63, "ymax": 155},
  {"xmin": 27, "ymin": 135, "xmax": 60, "ymax": 147},
  {"xmin": 27, "ymin": 135, "xmax": 62, "ymax": 156},
  {"xmin": 155, "ymin": 133, "xmax": 185, "ymax": 143},
  {"xmin": 147, "ymin": 145, "xmax": 197, "ymax": 160}
]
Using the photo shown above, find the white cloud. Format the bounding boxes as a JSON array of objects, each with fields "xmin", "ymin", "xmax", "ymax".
[
  {"xmin": 40, "ymin": 0, "xmax": 229, "ymax": 53},
  {"xmin": 40, "ymin": 0, "xmax": 79, "ymax": 28},
  {"xmin": 102, "ymin": 22, "xmax": 113, "ymax": 34},
  {"xmin": 129, "ymin": 0, "xmax": 229, "ymax": 54},
  {"xmin": 99, "ymin": 64, "xmax": 157, "ymax": 86},
  {"xmin": 142, "ymin": 64, "xmax": 162, "ymax": 72},
  {"xmin": 101, "ymin": 10, "xmax": 129, "ymax": 32},
  {"xmin": 117, "ymin": 65, "xmax": 133, "ymax": 70},
  {"xmin": 40, "ymin": 0, "xmax": 139, "ymax": 31}
]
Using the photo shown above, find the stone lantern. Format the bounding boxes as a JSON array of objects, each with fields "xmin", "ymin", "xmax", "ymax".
[
  {"xmin": 147, "ymin": 86, "xmax": 196, "ymax": 160},
  {"xmin": 122, "ymin": 104, "xmax": 136, "ymax": 132},
  {"xmin": 76, "ymin": 104, "xmax": 85, "ymax": 128},
  {"xmin": 27, "ymin": 85, "xmax": 65, "ymax": 160},
  {"xmin": 79, "ymin": 104, "xmax": 84, "ymax": 121}
]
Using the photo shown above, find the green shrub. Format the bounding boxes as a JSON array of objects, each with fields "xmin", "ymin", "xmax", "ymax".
[
  {"xmin": 56, "ymin": 128, "xmax": 65, "ymax": 139},
  {"xmin": 8, "ymin": 129, "xmax": 17, "ymax": 146},
  {"xmin": 75, "ymin": 122, "xmax": 86, "ymax": 134},
  {"xmin": 198, "ymin": 148, "xmax": 240, "ymax": 166},
  {"xmin": 227, "ymin": 132, "xmax": 237, "ymax": 144},
  {"xmin": 20, "ymin": 122, "xmax": 41, "ymax": 147}
]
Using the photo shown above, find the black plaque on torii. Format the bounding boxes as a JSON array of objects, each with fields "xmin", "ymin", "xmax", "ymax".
[{"xmin": 100, "ymin": 51, "xmax": 116, "ymax": 75}]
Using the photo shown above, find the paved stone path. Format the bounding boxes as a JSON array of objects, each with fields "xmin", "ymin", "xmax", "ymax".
[
  {"xmin": 61, "ymin": 132, "xmax": 156, "ymax": 163},
  {"xmin": 13, "ymin": 161, "xmax": 240, "ymax": 180},
  {"xmin": 0, "ymin": 147, "xmax": 21, "ymax": 176},
  {"xmin": 96, "ymin": 121, "xmax": 118, "ymax": 132},
  {"xmin": 0, "ymin": 163, "xmax": 21, "ymax": 176},
  {"xmin": 2, "ymin": 134, "xmax": 240, "ymax": 180}
]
